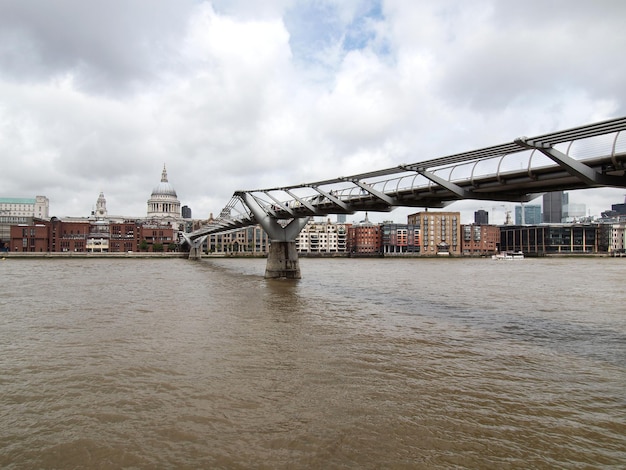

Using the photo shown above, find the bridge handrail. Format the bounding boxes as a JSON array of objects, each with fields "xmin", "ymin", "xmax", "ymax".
[{"xmin": 185, "ymin": 116, "xmax": 626, "ymax": 241}]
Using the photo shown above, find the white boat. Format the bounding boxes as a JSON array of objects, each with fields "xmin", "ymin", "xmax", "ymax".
[{"xmin": 492, "ymin": 251, "xmax": 524, "ymax": 260}]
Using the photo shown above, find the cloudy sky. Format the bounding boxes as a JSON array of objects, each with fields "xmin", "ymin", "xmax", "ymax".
[{"xmin": 2, "ymin": 0, "xmax": 626, "ymax": 224}]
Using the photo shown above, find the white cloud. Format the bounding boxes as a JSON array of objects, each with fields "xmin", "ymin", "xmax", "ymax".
[{"xmin": 0, "ymin": 0, "xmax": 625, "ymax": 223}]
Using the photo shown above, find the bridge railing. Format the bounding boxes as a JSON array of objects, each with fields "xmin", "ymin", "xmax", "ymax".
[{"xmin": 186, "ymin": 116, "xmax": 626, "ymax": 241}]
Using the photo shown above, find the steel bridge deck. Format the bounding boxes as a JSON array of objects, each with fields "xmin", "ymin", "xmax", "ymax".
[{"xmin": 187, "ymin": 116, "xmax": 626, "ymax": 240}]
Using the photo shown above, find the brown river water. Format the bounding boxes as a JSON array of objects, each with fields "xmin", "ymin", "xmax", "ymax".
[{"xmin": 0, "ymin": 257, "xmax": 624, "ymax": 469}]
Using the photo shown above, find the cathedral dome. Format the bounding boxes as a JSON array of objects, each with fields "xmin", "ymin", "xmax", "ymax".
[
  {"xmin": 147, "ymin": 164, "xmax": 181, "ymax": 219},
  {"xmin": 151, "ymin": 166, "xmax": 178, "ymax": 197}
]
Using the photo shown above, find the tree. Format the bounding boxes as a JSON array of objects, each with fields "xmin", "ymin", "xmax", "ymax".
[
  {"xmin": 153, "ymin": 242, "xmax": 164, "ymax": 252},
  {"xmin": 139, "ymin": 240, "xmax": 148, "ymax": 251}
]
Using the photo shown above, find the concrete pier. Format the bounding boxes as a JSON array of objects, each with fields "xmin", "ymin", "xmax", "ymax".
[
  {"xmin": 182, "ymin": 234, "xmax": 207, "ymax": 260},
  {"xmin": 265, "ymin": 241, "xmax": 301, "ymax": 279},
  {"xmin": 188, "ymin": 245, "xmax": 203, "ymax": 260}
]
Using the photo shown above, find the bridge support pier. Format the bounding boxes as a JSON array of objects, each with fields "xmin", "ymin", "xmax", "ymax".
[
  {"xmin": 188, "ymin": 244, "xmax": 203, "ymax": 260},
  {"xmin": 266, "ymin": 241, "xmax": 301, "ymax": 279},
  {"xmin": 238, "ymin": 192, "xmax": 310, "ymax": 279},
  {"xmin": 182, "ymin": 234, "xmax": 207, "ymax": 260}
]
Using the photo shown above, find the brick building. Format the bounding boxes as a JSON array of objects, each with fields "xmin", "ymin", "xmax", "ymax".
[
  {"xmin": 0, "ymin": 196, "xmax": 49, "ymax": 248},
  {"xmin": 10, "ymin": 222, "xmax": 50, "ymax": 253},
  {"xmin": 51, "ymin": 218, "xmax": 91, "ymax": 252},
  {"xmin": 461, "ymin": 224, "xmax": 500, "ymax": 256},
  {"xmin": 347, "ymin": 215, "xmax": 382, "ymax": 255},
  {"xmin": 140, "ymin": 225, "xmax": 175, "ymax": 251},
  {"xmin": 381, "ymin": 223, "xmax": 420, "ymax": 254},
  {"xmin": 9, "ymin": 218, "xmax": 174, "ymax": 253},
  {"xmin": 407, "ymin": 211, "xmax": 461, "ymax": 255},
  {"xmin": 107, "ymin": 221, "xmax": 137, "ymax": 252}
]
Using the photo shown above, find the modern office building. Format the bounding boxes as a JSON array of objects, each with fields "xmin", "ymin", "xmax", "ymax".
[
  {"xmin": 474, "ymin": 209, "xmax": 489, "ymax": 225},
  {"xmin": 499, "ymin": 223, "xmax": 599, "ymax": 254},
  {"xmin": 543, "ymin": 191, "xmax": 565, "ymax": 223},
  {"xmin": 600, "ymin": 196, "xmax": 626, "ymax": 220},
  {"xmin": 515, "ymin": 204, "xmax": 542, "ymax": 225},
  {"xmin": 611, "ymin": 196, "xmax": 626, "ymax": 215},
  {"xmin": 563, "ymin": 203, "xmax": 586, "ymax": 222}
]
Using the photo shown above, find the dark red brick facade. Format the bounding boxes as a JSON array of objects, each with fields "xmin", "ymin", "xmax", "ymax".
[
  {"xmin": 10, "ymin": 218, "xmax": 175, "ymax": 253},
  {"xmin": 347, "ymin": 224, "xmax": 382, "ymax": 254}
]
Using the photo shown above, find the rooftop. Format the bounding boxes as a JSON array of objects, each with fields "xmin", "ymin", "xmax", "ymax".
[{"xmin": 0, "ymin": 197, "xmax": 36, "ymax": 204}]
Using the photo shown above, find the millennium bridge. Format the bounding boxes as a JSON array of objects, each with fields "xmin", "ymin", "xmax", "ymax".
[{"xmin": 182, "ymin": 116, "xmax": 626, "ymax": 278}]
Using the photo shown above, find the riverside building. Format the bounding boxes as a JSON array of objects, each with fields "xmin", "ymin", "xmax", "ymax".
[
  {"xmin": 0, "ymin": 196, "xmax": 49, "ymax": 249},
  {"xmin": 0, "ymin": 196, "xmax": 49, "ymax": 219},
  {"xmin": 499, "ymin": 223, "xmax": 599, "ymax": 255},
  {"xmin": 206, "ymin": 224, "xmax": 270, "ymax": 255},
  {"xmin": 407, "ymin": 211, "xmax": 461, "ymax": 256},
  {"xmin": 296, "ymin": 219, "xmax": 348, "ymax": 254},
  {"xmin": 4, "ymin": 164, "xmax": 186, "ymax": 253},
  {"xmin": 9, "ymin": 217, "xmax": 174, "ymax": 253},
  {"xmin": 462, "ymin": 224, "xmax": 500, "ymax": 256},
  {"xmin": 604, "ymin": 223, "xmax": 626, "ymax": 254},
  {"xmin": 347, "ymin": 214, "xmax": 382, "ymax": 255},
  {"xmin": 381, "ymin": 223, "xmax": 420, "ymax": 254}
]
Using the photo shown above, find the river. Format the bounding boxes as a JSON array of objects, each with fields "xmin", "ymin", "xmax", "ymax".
[{"xmin": 1, "ymin": 257, "xmax": 624, "ymax": 468}]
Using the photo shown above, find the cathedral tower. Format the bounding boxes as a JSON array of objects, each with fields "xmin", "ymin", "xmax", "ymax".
[{"xmin": 94, "ymin": 192, "xmax": 108, "ymax": 219}]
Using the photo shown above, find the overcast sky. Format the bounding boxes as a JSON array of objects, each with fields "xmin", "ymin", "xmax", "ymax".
[{"xmin": 2, "ymin": 0, "xmax": 626, "ymax": 224}]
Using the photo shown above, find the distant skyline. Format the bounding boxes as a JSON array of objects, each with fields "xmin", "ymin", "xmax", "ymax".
[
  {"xmin": 67, "ymin": 178, "xmax": 624, "ymax": 227},
  {"xmin": 1, "ymin": 1, "xmax": 626, "ymax": 225}
]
